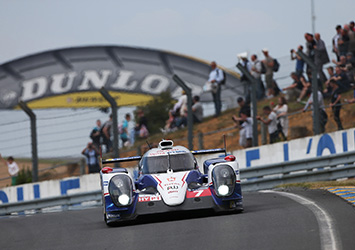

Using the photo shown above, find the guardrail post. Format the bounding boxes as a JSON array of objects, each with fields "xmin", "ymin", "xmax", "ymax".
[
  {"xmin": 99, "ymin": 87, "xmax": 119, "ymax": 166},
  {"xmin": 18, "ymin": 101, "xmax": 38, "ymax": 182},
  {"xmin": 172, "ymin": 74, "xmax": 193, "ymax": 150},
  {"xmin": 296, "ymin": 50, "xmax": 320, "ymax": 135},
  {"xmin": 236, "ymin": 63, "xmax": 258, "ymax": 147}
]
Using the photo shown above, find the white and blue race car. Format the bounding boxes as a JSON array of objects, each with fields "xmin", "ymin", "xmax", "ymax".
[{"xmin": 100, "ymin": 140, "xmax": 243, "ymax": 226}]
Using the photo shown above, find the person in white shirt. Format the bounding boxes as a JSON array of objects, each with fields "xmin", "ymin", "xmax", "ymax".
[
  {"xmin": 0, "ymin": 154, "xmax": 20, "ymax": 186},
  {"xmin": 174, "ymin": 90, "xmax": 188, "ymax": 128},
  {"xmin": 257, "ymin": 106, "xmax": 280, "ymax": 144},
  {"xmin": 232, "ymin": 111, "xmax": 253, "ymax": 148},
  {"xmin": 208, "ymin": 61, "xmax": 224, "ymax": 117},
  {"xmin": 273, "ymin": 96, "xmax": 289, "ymax": 140}
]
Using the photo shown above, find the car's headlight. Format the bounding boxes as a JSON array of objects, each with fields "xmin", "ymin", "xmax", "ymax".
[
  {"xmin": 108, "ymin": 175, "xmax": 133, "ymax": 207},
  {"xmin": 212, "ymin": 165, "xmax": 236, "ymax": 197}
]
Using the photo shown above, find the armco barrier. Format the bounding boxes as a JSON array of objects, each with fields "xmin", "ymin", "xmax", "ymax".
[
  {"xmin": 0, "ymin": 190, "xmax": 101, "ymax": 215},
  {"xmin": 241, "ymin": 151, "xmax": 355, "ymax": 191},
  {"xmin": 0, "ymin": 151, "xmax": 354, "ymax": 215}
]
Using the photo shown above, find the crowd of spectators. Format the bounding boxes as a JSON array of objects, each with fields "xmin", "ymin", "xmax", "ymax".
[
  {"xmin": 161, "ymin": 89, "xmax": 204, "ymax": 134},
  {"xmin": 232, "ymin": 20, "xmax": 355, "ymax": 146},
  {"xmin": 83, "ymin": 21, "xmax": 355, "ymax": 155}
]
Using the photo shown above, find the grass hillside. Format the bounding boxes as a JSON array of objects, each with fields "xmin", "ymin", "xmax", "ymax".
[
  {"xmin": 1, "ymin": 90, "xmax": 354, "ymax": 187},
  {"xmin": 130, "ymin": 89, "xmax": 355, "ymax": 154}
]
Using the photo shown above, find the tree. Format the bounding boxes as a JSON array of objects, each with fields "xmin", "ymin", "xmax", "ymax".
[{"xmin": 135, "ymin": 91, "xmax": 175, "ymax": 134}]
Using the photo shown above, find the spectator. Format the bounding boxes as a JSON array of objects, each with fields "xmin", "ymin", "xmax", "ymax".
[
  {"xmin": 121, "ymin": 113, "xmax": 131, "ymax": 147},
  {"xmin": 314, "ymin": 33, "xmax": 330, "ymax": 84},
  {"xmin": 162, "ymin": 110, "xmax": 178, "ymax": 134},
  {"xmin": 191, "ymin": 95, "xmax": 203, "ymax": 123},
  {"xmin": 102, "ymin": 114, "xmax": 113, "ymax": 153},
  {"xmin": 0, "ymin": 154, "xmax": 19, "ymax": 186},
  {"xmin": 207, "ymin": 61, "xmax": 224, "ymax": 116},
  {"xmin": 261, "ymin": 48, "xmax": 275, "ymax": 98},
  {"xmin": 239, "ymin": 53, "xmax": 252, "ymax": 81},
  {"xmin": 232, "ymin": 111, "xmax": 253, "ymax": 148},
  {"xmin": 81, "ymin": 142, "xmax": 100, "ymax": 173},
  {"xmin": 304, "ymin": 33, "xmax": 316, "ymax": 74},
  {"xmin": 333, "ymin": 66, "xmax": 350, "ymax": 92},
  {"xmin": 239, "ymin": 53, "xmax": 252, "ymax": 102},
  {"xmin": 282, "ymin": 72, "xmax": 310, "ymax": 102},
  {"xmin": 250, "ymin": 54, "xmax": 266, "ymax": 100},
  {"xmin": 273, "ymin": 96, "xmax": 289, "ymax": 140},
  {"xmin": 291, "ymin": 45, "xmax": 305, "ymax": 78},
  {"xmin": 257, "ymin": 106, "xmax": 279, "ymax": 144},
  {"xmin": 345, "ymin": 52, "xmax": 355, "ymax": 83},
  {"xmin": 303, "ymin": 90, "xmax": 328, "ymax": 133},
  {"xmin": 338, "ymin": 27, "xmax": 350, "ymax": 57},
  {"xmin": 348, "ymin": 21, "xmax": 355, "ymax": 56},
  {"xmin": 346, "ymin": 52, "xmax": 355, "ymax": 68},
  {"xmin": 130, "ymin": 109, "xmax": 149, "ymax": 145},
  {"xmin": 237, "ymin": 97, "xmax": 251, "ymax": 125},
  {"xmin": 332, "ymin": 25, "xmax": 342, "ymax": 61},
  {"xmin": 324, "ymin": 66, "xmax": 335, "ymax": 97},
  {"xmin": 332, "ymin": 55, "xmax": 347, "ymax": 68},
  {"xmin": 90, "ymin": 119, "xmax": 102, "ymax": 150},
  {"xmin": 329, "ymin": 79, "xmax": 343, "ymax": 130},
  {"xmin": 175, "ymin": 90, "xmax": 188, "ymax": 128}
]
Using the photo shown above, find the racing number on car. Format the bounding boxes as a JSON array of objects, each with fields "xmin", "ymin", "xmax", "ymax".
[
  {"xmin": 193, "ymin": 190, "xmax": 204, "ymax": 197},
  {"xmin": 186, "ymin": 188, "xmax": 211, "ymax": 198}
]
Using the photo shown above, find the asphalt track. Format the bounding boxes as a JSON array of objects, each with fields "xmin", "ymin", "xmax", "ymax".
[{"xmin": 1, "ymin": 189, "xmax": 355, "ymax": 250}]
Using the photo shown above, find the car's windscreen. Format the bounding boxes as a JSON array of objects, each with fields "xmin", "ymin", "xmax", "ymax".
[{"xmin": 141, "ymin": 153, "xmax": 194, "ymax": 174}]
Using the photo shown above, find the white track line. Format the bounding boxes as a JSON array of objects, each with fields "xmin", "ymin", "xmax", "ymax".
[{"xmin": 260, "ymin": 190, "xmax": 341, "ymax": 250}]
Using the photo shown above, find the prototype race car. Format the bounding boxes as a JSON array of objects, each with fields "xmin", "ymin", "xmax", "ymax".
[{"xmin": 100, "ymin": 140, "xmax": 243, "ymax": 226}]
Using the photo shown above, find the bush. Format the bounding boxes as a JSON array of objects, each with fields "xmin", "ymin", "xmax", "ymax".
[
  {"xmin": 16, "ymin": 167, "xmax": 32, "ymax": 185},
  {"xmin": 135, "ymin": 91, "xmax": 175, "ymax": 134}
]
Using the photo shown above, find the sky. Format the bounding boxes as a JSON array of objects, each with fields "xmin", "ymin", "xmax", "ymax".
[
  {"xmin": 0, "ymin": 0, "xmax": 354, "ymax": 159},
  {"xmin": 1, "ymin": 0, "xmax": 354, "ymax": 68}
]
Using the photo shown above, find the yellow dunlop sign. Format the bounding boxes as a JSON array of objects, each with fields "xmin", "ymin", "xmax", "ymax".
[
  {"xmin": 14, "ymin": 92, "xmax": 154, "ymax": 109},
  {"xmin": 0, "ymin": 46, "xmax": 243, "ymax": 110}
]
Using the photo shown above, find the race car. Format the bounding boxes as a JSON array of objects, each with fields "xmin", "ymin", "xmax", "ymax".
[{"xmin": 100, "ymin": 139, "xmax": 243, "ymax": 226}]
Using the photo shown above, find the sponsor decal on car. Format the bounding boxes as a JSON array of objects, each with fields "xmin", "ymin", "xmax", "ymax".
[{"xmin": 138, "ymin": 195, "xmax": 162, "ymax": 202}]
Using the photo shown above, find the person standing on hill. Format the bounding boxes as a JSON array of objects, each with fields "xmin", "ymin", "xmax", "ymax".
[
  {"xmin": 191, "ymin": 95, "xmax": 203, "ymax": 123},
  {"xmin": 207, "ymin": 61, "xmax": 224, "ymax": 117},
  {"xmin": 314, "ymin": 33, "xmax": 330, "ymax": 85},
  {"xmin": 121, "ymin": 113, "xmax": 131, "ymax": 147},
  {"xmin": 261, "ymin": 49, "xmax": 275, "ymax": 98},
  {"xmin": 250, "ymin": 54, "xmax": 266, "ymax": 100},
  {"xmin": 90, "ymin": 119, "xmax": 102, "ymax": 150},
  {"xmin": 305, "ymin": 33, "xmax": 316, "ymax": 73},
  {"xmin": 329, "ymin": 79, "xmax": 343, "ymax": 130},
  {"xmin": 232, "ymin": 111, "xmax": 253, "ymax": 148},
  {"xmin": 291, "ymin": 45, "xmax": 305, "ymax": 78},
  {"xmin": 256, "ymin": 106, "xmax": 279, "ymax": 144},
  {"xmin": 0, "ymin": 154, "xmax": 19, "ymax": 186},
  {"xmin": 273, "ymin": 96, "xmax": 289, "ymax": 140},
  {"xmin": 81, "ymin": 143, "xmax": 100, "ymax": 173}
]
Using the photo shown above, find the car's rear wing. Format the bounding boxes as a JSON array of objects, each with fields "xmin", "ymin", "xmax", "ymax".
[
  {"xmin": 102, "ymin": 156, "xmax": 142, "ymax": 165},
  {"xmin": 101, "ymin": 148, "xmax": 226, "ymax": 165},
  {"xmin": 191, "ymin": 148, "xmax": 226, "ymax": 156}
]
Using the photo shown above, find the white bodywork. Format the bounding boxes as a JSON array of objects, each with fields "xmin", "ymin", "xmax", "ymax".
[{"xmin": 150, "ymin": 171, "xmax": 189, "ymax": 206}]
